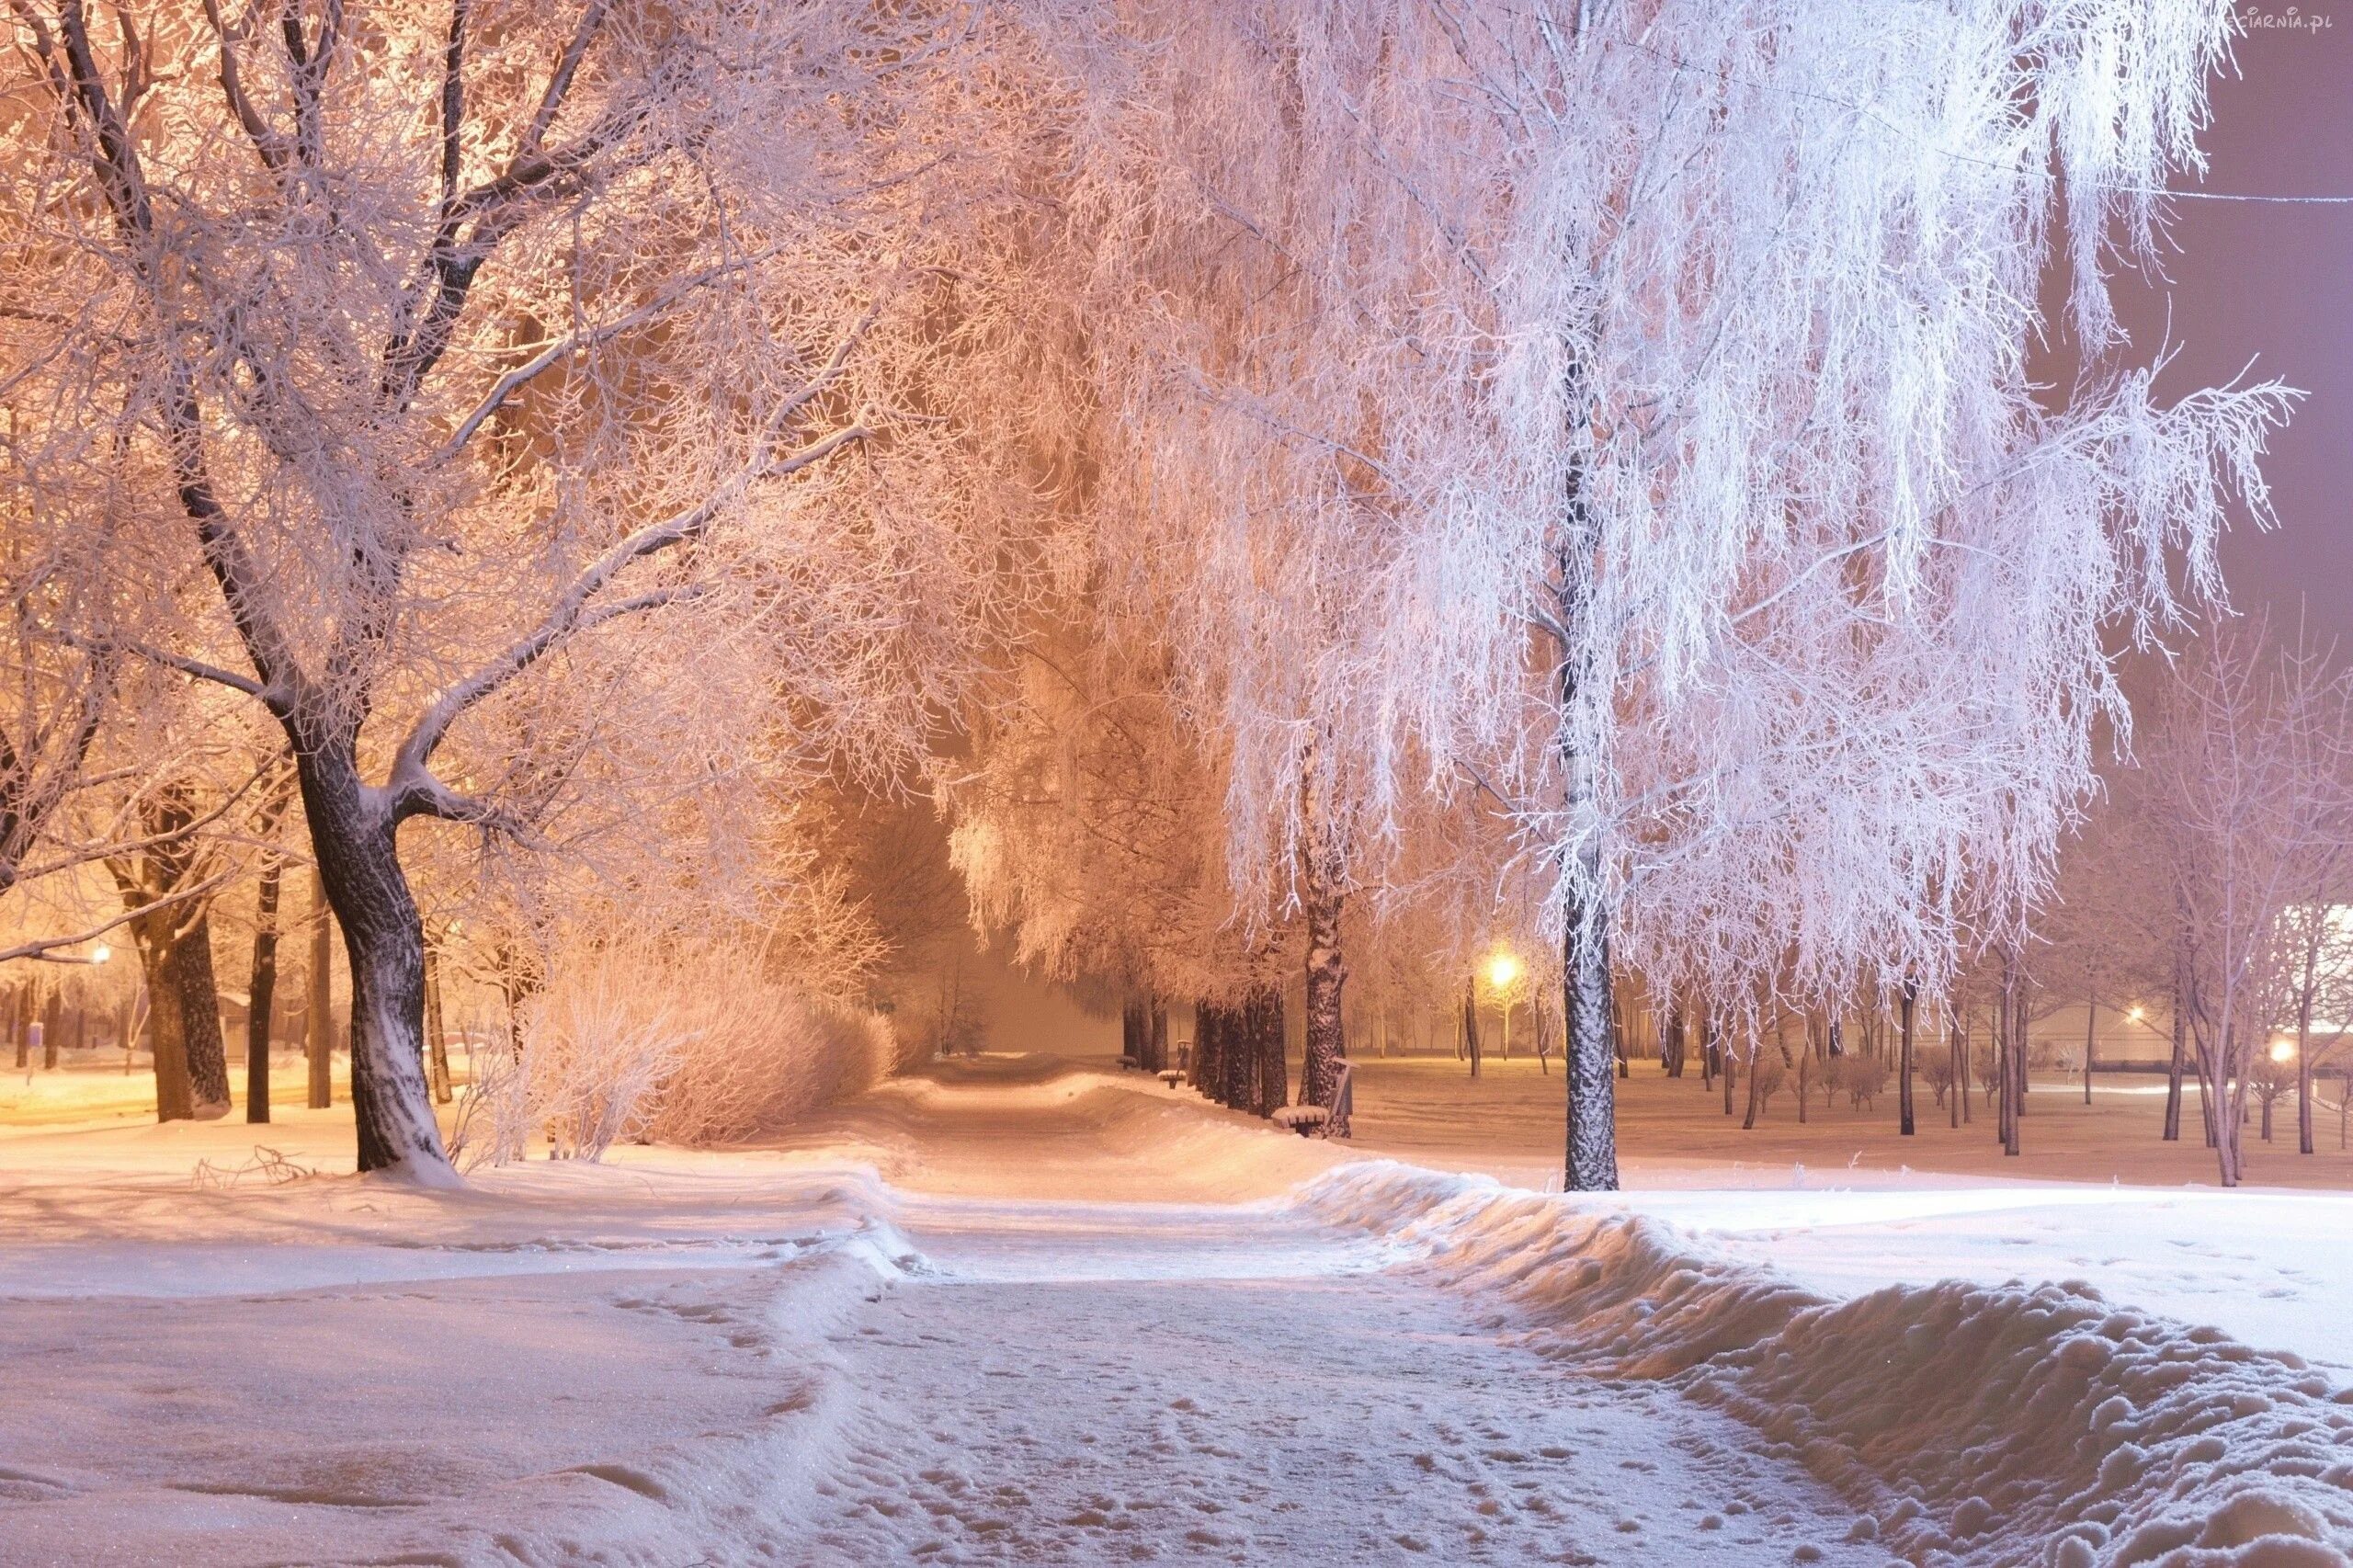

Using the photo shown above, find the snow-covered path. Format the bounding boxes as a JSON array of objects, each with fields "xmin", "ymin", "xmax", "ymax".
[
  {"xmin": 802, "ymin": 1192, "xmax": 1874, "ymax": 1564},
  {"xmin": 4, "ymin": 1057, "xmax": 2349, "ymax": 1565}
]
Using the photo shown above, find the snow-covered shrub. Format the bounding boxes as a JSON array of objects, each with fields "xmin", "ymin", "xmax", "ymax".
[
  {"xmin": 648, "ymin": 970, "xmax": 896, "ymax": 1146},
  {"xmin": 451, "ymin": 945, "xmax": 895, "ymax": 1168},
  {"xmin": 1747, "ymin": 1052, "xmax": 1787, "ymax": 1112}
]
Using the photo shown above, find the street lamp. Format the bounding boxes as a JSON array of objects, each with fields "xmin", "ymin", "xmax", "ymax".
[{"xmin": 1483, "ymin": 949, "xmax": 1522, "ymax": 1059}]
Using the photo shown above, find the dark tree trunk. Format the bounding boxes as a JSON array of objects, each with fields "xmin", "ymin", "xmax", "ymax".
[
  {"xmin": 287, "ymin": 745, "xmax": 449, "ymax": 1178},
  {"xmin": 2001, "ymin": 958, "xmax": 2022, "ymax": 1157},
  {"xmin": 2165, "ymin": 958, "xmax": 2187, "ymax": 1142},
  {"xmin": 1302, "ymin": 887, "xmax": 1346, "ymax": 1111},
  {"xmin": 40, "ymin": 990, "xmax": 60, "ymax": 1071},
  {"xmin": 246, "ymin": 846, "xmax": 284, "ymax": 1124},
  {"xmin": 10, "ymin": 983, "xmax": 24, "ymax": 1069},
  {"xmin": 1250, "ymin": 985, "xmax": 1287, "ymax": 1116},
  {"xmin": 1722, "ymin": 1039, "xmax": 1735, "ymax": 1116},
  {"xmin": 1222, "ymin": 996, "xmax": 1253, "ymax": 1109},
  {"xmin": 306, "ymin": 869, "xmax": 335, "ymax": 1110},
  {"xmin": 1122, "ymin": 997, "xmax": 1146, "ymax": 1065},
  {"xmin": 1188, "ymin": 1001, "xmax": 1218, "ymax": 1091},
  {"xmin": 168, "ymin": 912, "xmax": 232, "ymax": 1116},
  {"xmin": 1949, "ymin": 1016, "xmax": 1962, "ymax": 1129},
  {"xmin": 137, "ymin": 945, "xmax": 190, "ymax": 1122},
  {"xmin": 1461, "ymin": 975, "xmax": 1482, "ymax": 1079},
  {"xmin": 1898, "ymin": 980, "xmax": 1917, "ymax": 1136},
  {"xmin": 424, "ymin": 941, "xmax": 452, "ymax": 1105},
  {"xmin": 1664, "ymin": 1003, "xmax": 1686, "ymax": 1078},
  {"xmin": 1741, "ymin": 1043, "xmax": 1761, "ymax": 1130},
  {"xmin": 1148, "ymin": 999, "xmax": 1168, "ymax": 1078}
]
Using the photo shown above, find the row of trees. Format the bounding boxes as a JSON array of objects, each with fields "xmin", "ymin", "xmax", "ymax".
[{"xmin": 0, "ymin": 0, "xmax": 2309, "ymax": 1187}]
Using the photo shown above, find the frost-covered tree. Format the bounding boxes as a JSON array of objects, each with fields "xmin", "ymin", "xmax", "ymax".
[
  {"xmin": 6, "ymin": 1, "xmax": 1063, "ymax": 1177},
  {"xmin": 2143, "ymin": 628, "xmax": 2353, "ymax": 1186},
  {"xmin": 1062, "ymin": 0, "xmax": 2291, "ymax": 1187}
]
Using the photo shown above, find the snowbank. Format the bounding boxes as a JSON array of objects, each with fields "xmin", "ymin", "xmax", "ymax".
[{"xmin": 1299, "ymin": 1162, "xmax": 2353, "ymax": 1568}]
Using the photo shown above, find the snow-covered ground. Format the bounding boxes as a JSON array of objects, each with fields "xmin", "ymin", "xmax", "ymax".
[{"xmin": 0, "ymin": 1054, "xmax": 2347, "ymax": 1564}]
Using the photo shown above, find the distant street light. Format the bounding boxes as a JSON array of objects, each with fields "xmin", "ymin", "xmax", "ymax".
[
  {"xmin": 2270, "ymin": 1038, "xmax": 2297, "ymax": 1064},
  {"xmin": 1485, "ymin": 950, "xmax": 1521, "ymax": 991}
]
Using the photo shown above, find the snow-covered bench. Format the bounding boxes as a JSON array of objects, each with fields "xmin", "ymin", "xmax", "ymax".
[
  {"xmin": 1157, "ymin": 1069, "xmax": 1184, "ymax": 1089},
  {"xmin": 1116, "ymin": 1055, "xmax": 1139, "ymax": 1072},
  {"xmin": 1270, "ymin": 1104, "xmax": 1330, "ymax": 1136}
]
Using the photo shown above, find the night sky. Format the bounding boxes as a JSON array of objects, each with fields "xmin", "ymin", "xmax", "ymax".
[{"xmin": 2122, "ymin": 12, "xmax": 2353, "ymax": 637}]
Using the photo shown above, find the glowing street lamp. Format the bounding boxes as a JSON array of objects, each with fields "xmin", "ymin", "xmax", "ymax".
[
  {"xmin": 1485, "ymin": 950, "xmax": 1522, "ymax": 992},
  {"xmin": 2270, "ymin": 1038, "xmax": 2297, "ymax": 1065}
]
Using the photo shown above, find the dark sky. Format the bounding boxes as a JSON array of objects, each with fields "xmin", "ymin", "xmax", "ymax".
[{"xmin": 2114, "ymin": 13, "xmax": 2353, "ymax": 638}]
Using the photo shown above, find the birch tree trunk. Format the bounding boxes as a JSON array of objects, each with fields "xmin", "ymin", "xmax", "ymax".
[{"xmin": 1301, "ymin": 876, "xmax": 1346, "ymax": 1110}]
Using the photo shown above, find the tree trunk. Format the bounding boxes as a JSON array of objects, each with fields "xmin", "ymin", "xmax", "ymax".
[
  {"xmin": 2165, "ymin": 957, "xmax": 2188, "ymax": 1142},
  {"xmin": 1741, "ymin": 1043, "xmax": 1761, "ymax": 1129},
  {"xmin": 1999, "ymin": 953, "xmax": 2021, "ymax": 1157},
  {"xmin": 40, "ymin": 990, "xmax": 60, "ymax": 1071},
  {"xmin": 1122, "ymin": 996, "xmax": 1146, "ymax": 1066},
  {"xmin": 169, "ymin": 912, "xmax": 232, "ymax": 1118},
  {"xmin": 1222, "ymin": 997, "xmax": 1253, "ymax": 1109},
  {"xmin": 1898, "ymin": 979, "xmax": 1917, "ymax": 1137},
  {"xmin": 9, "ymin": 983, "xmax": 23, "ymax": 1070},
  {"xmin": 292, "ymin": 752, "xmax": 449, "ymax": 1179},
  {"xmin": 424, "ymin": 941, "xmax": 452, "ymax": 1105},
  {"xmin": 1149, "ymin": 998, "xmax": 1168, "ymax": 1077},
  {"xmin": 306, "ymin": 869, "xmax": 335, "ymax": 1110},
  {"xmin": 1461, "ymin": 975, "xmax": 1482, "ymax": 1079},
  {"xmin": 1302, "ymin": 881, "xmax": 1346, "ymax": 1110},
  {"xmin": 1949, "ymin": 1014, "xmax": 1962, "ymax": 1129},
  {"xmin": 1715, "ymin": 1019, "xmax": 1733, "ymax": 1116},
  {"xmin": 1664, "ymin": 1003, "xmax": 1685, "ymax": 1078},
  {"xmin": 2296, "ymin": 937, "xmax": 2317, "ymax": 1156},
  {"xmin": 246, "ymin": 845, "xmax": 284, "ymax": 1124},
  {"xmin": 1251, "ymin": 985, "xmax": 1287, "ymax": 1116},
  {"xmin": 1189, "ymin": 1001, "xmax": 1219, "ymax": 1092},
  {"xmin": 137, "ymin": 947, "xmax": 190, "ymax": 1122}
]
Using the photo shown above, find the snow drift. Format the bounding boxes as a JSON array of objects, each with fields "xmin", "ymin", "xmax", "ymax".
[{"xmin": 1299, "ymin": 1162, "xmax": 2353, "ymax": 1568}]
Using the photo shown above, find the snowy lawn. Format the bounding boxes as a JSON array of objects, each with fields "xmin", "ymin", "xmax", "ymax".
[{"xmin": 0, "ymin": 1053, "xmax": 2347, "ymax": 1564}]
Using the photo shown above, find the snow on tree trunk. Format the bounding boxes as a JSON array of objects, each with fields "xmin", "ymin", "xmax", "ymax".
[
  {"xmin": 1562, "ymin": 903, "xmax": 1618, "ymax": 1193},
  {"xmin": 293, "ymin": 753, "xmax": 452, "ymax": 1183}
]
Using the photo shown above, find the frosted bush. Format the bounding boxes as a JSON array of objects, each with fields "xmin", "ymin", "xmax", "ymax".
[{"xmin": 451, "ymin": 946, "xmax": 895, "ymax": 1168}]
